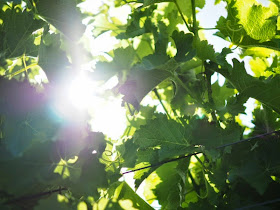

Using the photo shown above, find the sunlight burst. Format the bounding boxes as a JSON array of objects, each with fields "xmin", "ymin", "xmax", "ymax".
[{"xmin": 52, "ymin": 73, "xmax": 127, "ymax": 139}]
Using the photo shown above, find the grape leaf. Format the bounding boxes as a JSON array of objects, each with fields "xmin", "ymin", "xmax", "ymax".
[
  {"xmin": 93, "ymin": 181, "xmax": 153, "ymax": 209},
  {"xmin": 228, "ymin": 157, "xmax": 272, "ymax": 195},
  {"xmin": 188, "ymin": 117, "xmax": 241, "ymax": 149},
  {"xmin": 194, "ymin": 39, "xmax": 217, "ymax": 62},
  {"xmin": 67, "ymin": 147, "xmax": 108, "ymax": 198},
  {"xmin": 176, "ymin": 0, "xmax": 206, "ymax": 18},
  {"xmin": 210, "ymin": 59, "xmax": 280, "ymax": 114},
  {"xmin": 215, "ymin": 1, "xmax": 280, "ymax": 50},
  {"xmin": 38, "ymin": 32, "xmax": 70, "ymax": 83},
  {"xmin": 92, "ymin": 13, "xmax": 124, "ymax": 37},
  {"xmin": 0, "ymin": 7, "xmax": 44, "ymax": 58},
  {"xmin": 211, "ymin": 81, "xmax": 235, "ymax": 109},
  {"xmin": 117, "ymin": 5, "xmax": 157, "ymax": 39},
  {"xmin": 116, "ymin": 182, "xmax": 153, "ymax": 209},
  {"xmin": 0, "ymin": 78, "xmax": 57, "ymax": 156},
  {"xmin": 94, "ymin": 46, "xmax": 137, "ymax": 81},
  {"xmin": 34, "ymin": 194, "xmax": 69, "ymax": 210},
  {"xmin": 117, "ymin": 139, "xmax": 138, "ymax": 168},
  {"xmin": 0, "ymin": 141, "xmax": 61, "ymax": 197},
  {"xmin": 119, "ymin": 58, "xmax": 176, "ymax": 109},
  {"xmin": 144, "ymin": 162, "xmax": 186, "ymax": 209},
  {"xmin": 134, "ymin": 114, "xmax": 194, "ymax": 161},
  {"xmin": 235, "ymin": 0, "xmax": 277, "ymax": 42},
  {"xmin": 35, "ymin": 0, "xmax": 85, "ymax": 41},
  {"xmin": 56, "ymin": 132, "xmax": 108, "ymax": 198},
  {"xmin": 171, "ymin": 31, "xmax": 195, "ymax": 62}
]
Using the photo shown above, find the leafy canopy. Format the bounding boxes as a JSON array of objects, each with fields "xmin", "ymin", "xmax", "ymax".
[{"xmin": 1, "ymin": 0, "xmax": 280, "ymax": 209}]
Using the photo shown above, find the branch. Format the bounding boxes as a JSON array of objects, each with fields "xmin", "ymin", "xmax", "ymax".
[
  {"xmin": 122, "ymin": 130, "xmax": 280, "ymax": 175},
  {"xmin": 3, "ymin": 187, "xmax": 68, "ymax": 205},
  {"xmin": 236, "ymin": 197, "xmax": 280, "ymax": 210},
  {"xmin": 191, "ymin": 0, "xmax": 197, "ymax": 36}
]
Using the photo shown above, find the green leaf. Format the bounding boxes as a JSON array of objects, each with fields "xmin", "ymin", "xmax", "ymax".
[
  {"xmin": 0, "ymin": 7, "xmax": 44, "ymax": 58},
  {"xmin": 38, "ymin": 32, "xmax": 70, "ymax": 83},
  {"xmin": 134, "ymin": 114, "xmax": 194, "ymax": 161},
  {"xmin": 211, "ymin": 59, "xmax": 280, "ymax": 114},
  {"xmin": 3, "ymin": 111, "xmax": 58, "ymax": 157},
  {"xmin": 0, "ymin": 141, "xmax": 61, "ymax": 197},
  {"xmin": 211, "ymin": 82, "xmax": 235, "ymax": 109},
  {"xmin": 68, "ymin": 148, "xmax": 108, "ymax": 198},
  {"xmin": 34, "ymin": 194, "xmax": 70, "ymax": 210},
  {"xmin": 215, "ymin": 0, "xmax": 280, "ymax": 50},
  {"xmin": 144, "ymin": 162, "xmax": 186, "ymax": 209},
  {"xmin": 188, "ymin": 117, "xmax": 242, "ymax": 149},
  {"xmin": 0, "ymin": 78, "xmax": 57, "ymax": 156},
  {"xmin": 194, "ymin": 39, "xmax": 217, "ymax": 62},
  {"xmin": 143, "ymin": 0, "xmax": 172, "ymax": 7},
  {"xmin": 251, "ymin": 105, "xmax": 280, "ymax": 134},
  {"xmin": 117, "ymin": 5, "xmax": 157, "ymax": 39},
  {"xmin": 171, "ymin": 31, "xmax": 195, "ymax": 62},
  {"xmin": 35, "ymin": 0, "xmax": 85, "ymax": 41},
  {"xmin": 92, "ymin": 12, "xmax": 124, "ymax": 37},
  {"xmin": 59, "ymin": 132, "xmax": 108, "ymax": 197},
  {"xmin": 117, "ymin": 139, "xmax": 138, "ymax": 168},
  {"xmin": 116, "ymin": 182, "xmax": 153, "ymax": 209},
  {"xmin": 119, "ymin": 58, "xmax": 175, "ymax": 109},
  {"xmin": 176, "ymin": 0, "xmax": 206, "ymax": 18},
  {"xmin": 235, "ymin": 0, "xmax": 278, "ymax": 42},
  {"xmin": 228, "ymin": 157, "xmax": 272, "ymax": 195},
  {"xmin": 93, "ymin": 181, "xmax": 153, "ymax": 209},
  {"xmin": 94, "ymin": 46, "xmax": 137, "ymax": 81}
]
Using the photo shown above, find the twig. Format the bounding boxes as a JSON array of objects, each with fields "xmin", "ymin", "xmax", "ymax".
[
  {"xmin": 173, "ymin": 0, "xmax": 192, "ymax": 32},
  {"xmin": 153, "ymin": 88, "xmax": 171, "ymax": 119}
]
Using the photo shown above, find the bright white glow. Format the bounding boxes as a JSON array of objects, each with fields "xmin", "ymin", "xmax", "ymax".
[
  {"xmin": 52, "ymin": 73, "xmax": 127, "ymax": 139},
  {"xmin": 89, "ymin": 96, "xmax": 127, "ymax": 139},
  {"xmin": 67, "ymin": 74, "xmax": 127, "ymax": 139},
  {"xmin": 239, "ymin": 98, "xmax": 256, "ymax": 128},
  {"xmin": 67, "ymin": 74, "xmax": 95, "ymax": 110},
  {"xmin": 78, "ymin": 0, "xmax": 103, "ymax": 14}
]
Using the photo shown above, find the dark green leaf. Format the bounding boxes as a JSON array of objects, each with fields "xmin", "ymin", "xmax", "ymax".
[
  {"xmin": 171, "ymin": 31, "xmax": 195, "ymax": 62},
  {"xmin": 35, "ymin": 0, "xmax": 85, "ymax": 41}
]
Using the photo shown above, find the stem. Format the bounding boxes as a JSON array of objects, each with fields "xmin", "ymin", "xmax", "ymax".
[
  {"xmin": 204, "ymin": 63, "xmax": 218, "ymax": 122},
  {"xmin": 191, "ymin": 0, "xmax": 197, "ymax": 36},
  {"xmin": 173, "ymin": 74, "xmax": 201, "ymax": 104},
  {"xmin": 188, "ymin": 170, "xmax": 201, "ymax": 196},
  {"xmin": 263, "ymin": 105, "xmax": 271, "ymax": 133},
  {"xmin": 153, "ymin": 88, "xmax": 171, "ymax": 119},
  {"xmin": 126, "ymin": 102, "xmax": 134, "ymax": 116},
  {"xmin": 173, "ymin": 0, "xmax": 192, "ymax": 32},
  {"xmin": 6, "ymin": 63, "xmax": 38, "ymax": 78},
  {"xmin": 194, "ymin": 154, "xmax": 207, "ymax": 170},
  {"xmin": 198, "ymin": 27, "xmax": 218, "ymax": 30}
]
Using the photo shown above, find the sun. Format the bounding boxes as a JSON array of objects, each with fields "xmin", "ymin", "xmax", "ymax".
[{"xmin": 52, "ymin": 73, "xmax": 127, "ymax": 139}]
